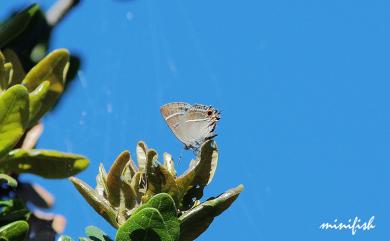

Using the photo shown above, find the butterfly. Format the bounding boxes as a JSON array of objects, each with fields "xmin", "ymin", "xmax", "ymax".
[{"xmin": 160, "ymin": 102, "xmax": 221, "ymax": 151}]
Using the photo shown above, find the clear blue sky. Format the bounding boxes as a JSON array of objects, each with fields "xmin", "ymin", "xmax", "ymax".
[{"xmin": 2, "ymin": 0, "xmax": 390, "ymax": 240}]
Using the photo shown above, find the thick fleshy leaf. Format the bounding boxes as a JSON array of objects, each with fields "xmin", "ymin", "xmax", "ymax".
[
  {"xmin": 22, "ymin": 49, "xmax": 69, "ymax": 91},
  {"xmin": 179, "ymin": 185, "xmax": 243, "ymax": 241},
  {"xmin": 130, "ymin": 171, "xmax": 143, "ymax": 201},
  {"xmin": 96, "ymin": 164, "xmax": 108, "ymax": 197},
  {"xmin": 120, "ymin": 180, "xmax": 137, "ymax": 211},
  {"xmin": 116, "ymin": 164, "xmax": 138, "ymax": 224},
  {"xmin": 28, "ymin": 80, "xmax": 50, "ymax": 126},
  {"xmin": 0, "ymin": 149, "xmax": 89, "ymax": 178},
  {"xmin": 0, "ymin": 85, "xmax": 29, "ymax": 160},
  {"xmin": 121, "ymin": 157, "xmax": 137, "ymax": 183},
  {"xmin": 22, "ymin": 49, "xmax": 70, "ymax": 127},
  {"xmin": 70, "ymin": 177, "xmax": 118, "ymax": 228},
  {"xmin": 0, "ymin": 174, "xmax": 17, "ymax": 188},
  {"xmin": 85, "ymin": 226, "xmax": 113, "ymax": 241},
  {"xmin": 116, "ymin": 193, "xmax": 180, "ymax": 241},
  {"xmin": 106, "ymin": 151, "xmax": 130, "ymax": 207},
  {"xmin": 0, "ymin": 220, "xmax": 29, "ymax": 241},
  {"xmin": 0, "ymin": 4, "xmax": 40, "ymax": 48},
  {"xmin": 136, "ymin": 141, "xmax": 147, "ymax": 171},
  {"xmin": 176, "ymin": 140, "xmax": 218, "ymax": 209},
  {"xmin": 143, "ymin": 163, "xmax": 179, "ymax": 205},
  {"xmin": 118, "ymin": 159, "xmax": 138, "ymax": 212}
]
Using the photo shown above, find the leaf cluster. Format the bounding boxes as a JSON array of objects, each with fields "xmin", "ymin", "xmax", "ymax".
[
  {"xmin": 0, "ymin": 4, "xmax": 88, "ymax": 240},
  {"xmin": 70, "ymin": 140, "xmax": 243, "ymax": 241}
]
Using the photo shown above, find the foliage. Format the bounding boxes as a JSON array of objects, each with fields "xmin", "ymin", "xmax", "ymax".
[
  {"xmin": 0, "ymin": 220, "xmax": 29, "ymax": 241},
  {"xmin": 0, "ymin": 48, "xmax": 89, "ymax": 178},
  {"xmin": 70, "ymin": 140, "xmax": 243, "ymax": 241},
  {"xmin": 0, "ymin": 3, "xmax": 88, "ymax": 241},
  {"xmin": 116, "ymin": 193, "xmax": 180, "ymax": 241},
  {"xmin": 2, "ymin": 3, "xmax": 243, "ymax": 241}
]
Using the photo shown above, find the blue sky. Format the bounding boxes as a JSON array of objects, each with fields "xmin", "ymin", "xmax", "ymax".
[{"xmin": 2, "ymin": 0, "xmax": 390, "ymax": 240}]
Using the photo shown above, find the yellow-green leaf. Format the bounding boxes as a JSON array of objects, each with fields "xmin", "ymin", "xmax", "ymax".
[
  {"xmin": 28, "ymin": 80, "xmax": 50, "ymax": 126},
  {"xmin": 106, "ymin": 150, "xmax": 130, "ymax": 207},
  {"xmin": 0, "ymin": 220, "xmax": 29, "ymax": 241},
  {"xmin": 179, "ymin": 185, "xmax": 243, "ymax": 241},
  {"xmin": 0, "ymin": 85, "xmax": 29, "ymax": 160},
  {"xmin": 22, "ymin": 49, "xmax": 69, "ymax": 126},
  {"xmin": 142, "ymin": 150, "xmax": 179, "ymax": 204},
  {"xmin": 0, "ymin": 149, "xmax": 89, "ymax": 178},
  {"xmin": 176, "ymin": 140, "xmax": 218, "ymax": 209},
  {"xmin": 70, "ymin": 177, "xmax": 118, "ymax": 228},
  {"xmin": 0, "ymin": 173, "xmax": 17, "ymax": 188}
]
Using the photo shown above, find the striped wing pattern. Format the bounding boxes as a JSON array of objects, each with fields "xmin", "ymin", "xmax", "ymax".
[{"xmin": 160, "ymin": 102, "xmax": 220, "ymax": 150}]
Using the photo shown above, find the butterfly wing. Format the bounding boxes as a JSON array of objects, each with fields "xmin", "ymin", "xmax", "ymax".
[
  {"xmin": 160, "ymin": 102, "xmax": 220, "ymax": 150},
  {"xmin": 160, "ymin": 102, "xmax": 193, "ymax": 148}
]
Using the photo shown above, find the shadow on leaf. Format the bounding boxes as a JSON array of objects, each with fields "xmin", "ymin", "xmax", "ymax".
[{"xmin": 130, "ymin": 229, "xmax": 161, "ymax": 241}]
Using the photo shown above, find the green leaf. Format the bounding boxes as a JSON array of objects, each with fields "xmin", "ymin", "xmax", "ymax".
[
  {"xmin": 0, "ymin": 149, "xmax": 89, "ymax": 178},
  {"xmin": 116, "ymin": 208, "xmax": 166, "ymax": 241},
  {"xmin": 135, "ymin": 193, "xmax": 179, "ymax": 240},
  {"xmin": 85, "ymin": 226, "xmax": 113, "ymax": 241},
  {"xmin": 116, "ymin": 193, "xmax": 180, "ymax": 241},
  {"xmin": 57, "ymin": 235, "xmax": 74, "ymax": 241},
  {"xmin": 119, "ymin": 179, "xmax": 137, "ymax": 215},
  {"xmin": 0, "ymin": 85, "xmax": 29, "ymax": 160},
  {"xmin": 176, "ymin": 140, "xmax": 218, "ymax": 210},
  {"xmin": 104, "ymin": 151, "xmax": 137, "ymax": 223},
  {"xmin": 0, "ymin": 4, "xmax": 40, "ymax": 48},
  {"xmin": 178, "ymin": 185, "xmax": 244, "ymax": 241},
  {"xmin": 70, "ymin": 177, "xmax": 118, "ymax": 228},
  {"xmin": 0, "ymin": 174, "xmax": 17, "ymax": 188},
  {"xmin": 0, "ymin": 220, "xmax": 29, "ymax": 241},
  {"xmin": 28, "ymin": 80, "xmax": 50, "ymax": 126},
  {"xmin": 106, "ymin": 151, "xmax": 131, "ymax": 207},
  {"xmin": 22, "ymin": 49, "xmax": 70, "ymax": 127}
]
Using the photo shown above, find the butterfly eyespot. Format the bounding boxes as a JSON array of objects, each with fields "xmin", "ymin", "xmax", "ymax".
[{"xmin": 207, "ymin": 110, "xmax": 213, "ymax": 116}]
